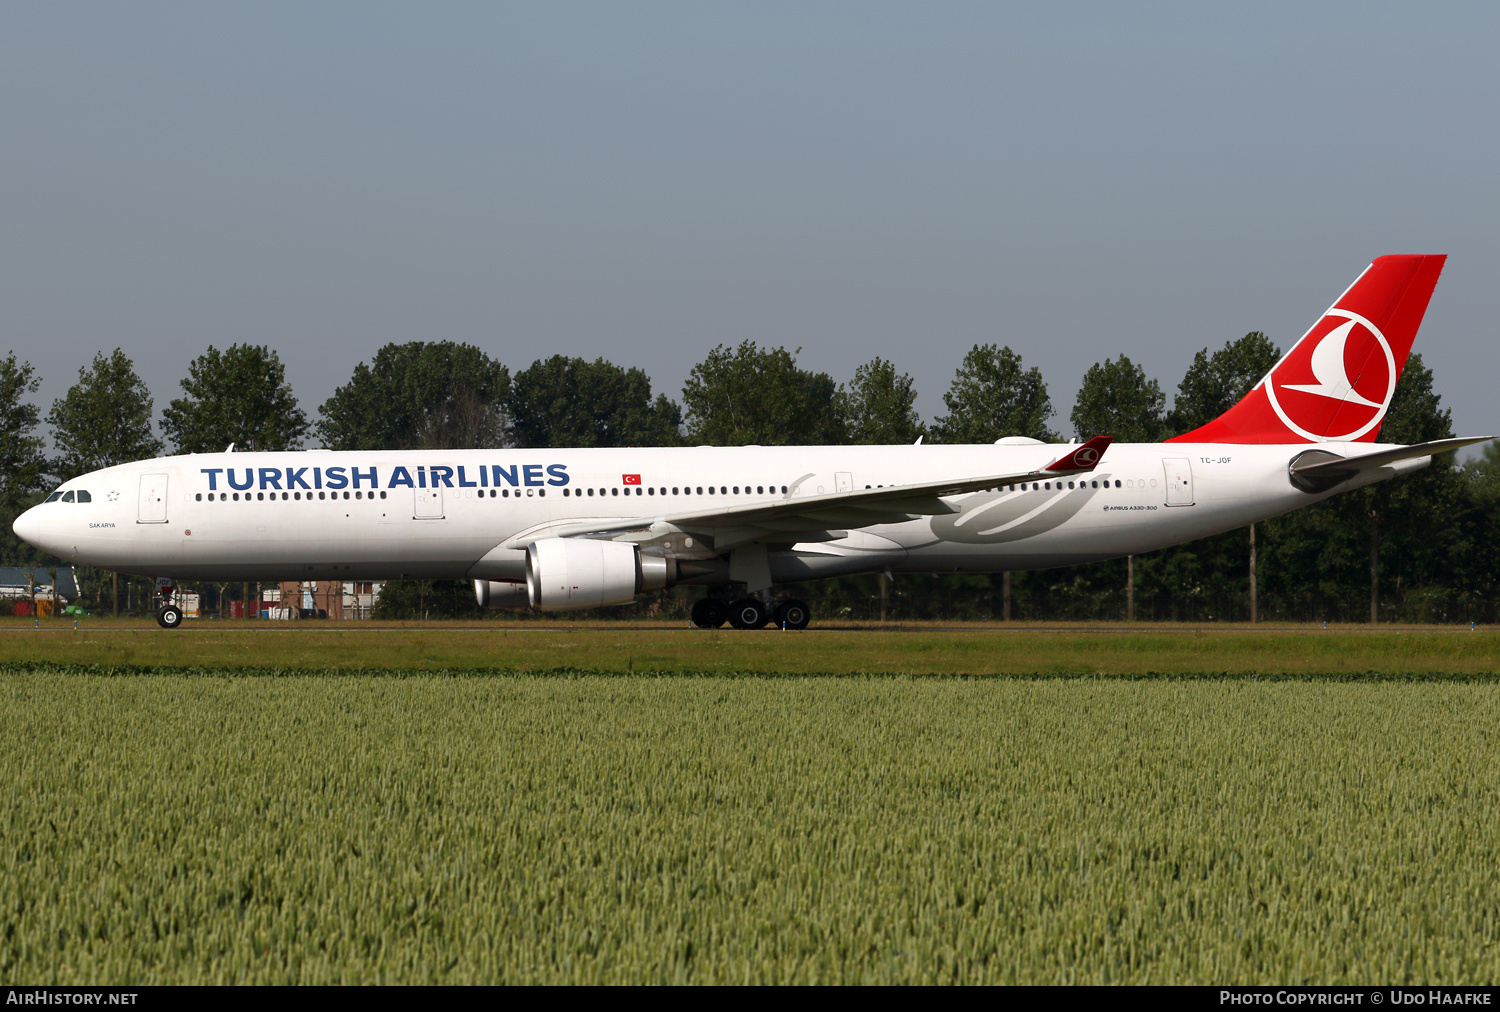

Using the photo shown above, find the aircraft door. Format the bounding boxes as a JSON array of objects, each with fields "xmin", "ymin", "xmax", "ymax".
[
  {"xmin": 835, "ymin": 471, "xmax": 853, "ymax": 492},
  {"xmin": 138, "ymin": 473, "xmax": 169, "ymax": 523},
  {"xmin": 414, "ymin": 487, "xmax": 444, "ymax": 519},
  {"xmin": 1162, "ymin": 457, "xmax": 1195, "ymax": 506}
]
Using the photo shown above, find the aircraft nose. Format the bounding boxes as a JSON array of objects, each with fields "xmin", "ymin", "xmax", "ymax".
[{"xmin": 12, "ymin": 506, "xmax": 41, "ymax": 548}]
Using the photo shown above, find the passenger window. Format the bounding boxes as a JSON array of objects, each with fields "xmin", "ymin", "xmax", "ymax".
[
  {"xmin": 757, "ymin": 486, "xmax": 764, "ymax": 494},
  {"xmin": 77, "ymin": 490, "xmax": 92, "ymax": 503},
  {"xmin": 195, "ymin": 493, "xmax": 202, "ymax": 501},
  {"xmin": 61, "ymin": 491, "xmax": 75, "ymax": 502},
  {"xmin": 587, "ymin": 488, "xmax": 594, "ymax": 496}
]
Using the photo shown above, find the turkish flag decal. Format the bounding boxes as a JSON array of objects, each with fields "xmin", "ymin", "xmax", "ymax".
[{"xmin": 622, "ymin": 474, "xmax": 642, "ymax": 485}]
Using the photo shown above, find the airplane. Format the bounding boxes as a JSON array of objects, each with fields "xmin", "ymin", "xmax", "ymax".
[{"xmin": 13, "ymin": 254, "xmax": 1490, "ymax": 630}]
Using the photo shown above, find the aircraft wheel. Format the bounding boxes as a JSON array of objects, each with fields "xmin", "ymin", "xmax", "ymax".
[
  {"xmin": 727, "ymin": 598, "xmax": 768, "ymax": 630},
  {"xmin": 690, "ymin": 598, "xmax": 727, "ymax": 629},
  {"xmin": 156, "ymin": 605, "xmax": 183, "ymax": 630},
  {"xmin": 774, "ymin": 598, "xmax": 811, "ymax": 630}
]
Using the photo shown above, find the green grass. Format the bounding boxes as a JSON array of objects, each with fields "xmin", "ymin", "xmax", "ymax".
[
  {"xmin": 3, "ymin": 668, "xmax": 1499, "ymax": 983},
  {"xmin": 2, "ymin": 619, "xmax": 1499, "ymax": 675}
]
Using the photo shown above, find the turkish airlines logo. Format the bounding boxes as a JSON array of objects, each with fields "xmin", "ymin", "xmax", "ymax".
[
  {"xmin": 622, "ymin": 474, "xmax": 641, "ymax": 485},
  {"xmin": 1074, "ymin": 447, "xmax": 1100, "ymax": 465},
  {"xmin": 1265, "ymin": 309, "xmax": 1397, "ymax": 441}
]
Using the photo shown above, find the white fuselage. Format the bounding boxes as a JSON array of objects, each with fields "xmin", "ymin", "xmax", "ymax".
[{"xmin": 14, "ymin": 442, "xmax": 1423, "ymax": 586}]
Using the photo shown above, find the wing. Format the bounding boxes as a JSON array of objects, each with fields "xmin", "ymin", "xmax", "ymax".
[{"xmin": 502, "ymin": 436, "xmax": 1114, "ymax": 555}]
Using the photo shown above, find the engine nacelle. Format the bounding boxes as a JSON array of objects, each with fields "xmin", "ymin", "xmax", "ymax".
[
  {"xmin": 525, "ymin": 539, "xmax": 675, "ymax": 611},
  {"xmin": 473, "ymin": 579, "xmax": 530, "ymax": 610}
]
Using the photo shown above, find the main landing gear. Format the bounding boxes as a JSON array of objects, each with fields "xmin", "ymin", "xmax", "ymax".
[
  {"xmin": 155, "ymin": 582, "xmax": 183, "ymax": 630},
  {"xmin": 691, "ymin": 596, "xmax": 811, "ymax": 630}
]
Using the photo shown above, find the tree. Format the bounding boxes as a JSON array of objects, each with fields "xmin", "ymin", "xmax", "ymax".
[
  {"xmin": 1158, "ymin": 332, "xmax": 1282, "ymax": 620},
  {"xmin": 0, "ymin": 353, "xmax": 47, "ymax": 508},
  {"xmin": 1166, "ymin": 332, "xmax": 1281, "ymax": 435},
  {"xmin": 0, "ymin": 353, "xmax": 50, "ymax": 563},
  {"xmin": 161, "ymin": 344, "xmax": 309, "ymax": 453},
  {"xmin": 510, "ymin": 356, "xmax": 681, "ymax": 448},
  {"xmin": 1346, "ymin": 352, "xmax": 1456, "ymax": 622},
  {"xmin": 840, "ymin": 357, "xmax": 926, "ymax": 444},
  {"xmin": 317, "ymin": 342, "xmax": 510, "ymax": 450},
  {"xmin": 1069, "ymin": 354, "xmax": 1164, "ymax": 442},
  {"xmin": 47, "ymin": 349, "xmax": 162, "ymax": 479},
  {"xmin": 1255, "ymin": 352, "xmax": 1459, "ymax": 623},
  {"xmin": 681, "ymin": 342, "xmax": 846, "ymax": 445},
  {"xmin": 932, "ymin": 344, "xmax": 1056, "ymax": 443}
]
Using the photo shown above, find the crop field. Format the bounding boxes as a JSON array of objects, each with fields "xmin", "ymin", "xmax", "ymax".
[
  {"xmin": 3, "ymin": 664, "xmax": 1499, "ymax": 984},
  {"xmin": 2, "ymin": 618, "xmax": 1500, "ymax": 675}
]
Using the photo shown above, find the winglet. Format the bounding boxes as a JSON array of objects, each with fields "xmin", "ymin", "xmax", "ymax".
[{"xmin": 1045, "ymin": 436, "xmax": 1112, "ymax": 473}]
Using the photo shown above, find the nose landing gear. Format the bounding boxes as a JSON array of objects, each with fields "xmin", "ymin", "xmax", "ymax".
[{"xmin": 155, "ymin": 581, "xmax": 183, "ymax": 630}]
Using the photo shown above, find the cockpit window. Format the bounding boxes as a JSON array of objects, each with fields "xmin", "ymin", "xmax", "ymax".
[
  {"xmin": 45, "ymin": 492, "xmax": 63, "ymax": 503},
  {"xmin": 60, "ymin": 491, "xmax": 75, "ymax": 503},
  {"xmin": 76, "ymin": 491, "xmax": 91, "ymax": 503}
]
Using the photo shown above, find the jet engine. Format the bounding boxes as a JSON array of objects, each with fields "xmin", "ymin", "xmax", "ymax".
[
  {"xmin": 473, "ymin": 579, "xmax": 530, "ymax": 610},
  {"xmin": 525, "ymin": 538, "xmax": 676, "ymax": 611}
]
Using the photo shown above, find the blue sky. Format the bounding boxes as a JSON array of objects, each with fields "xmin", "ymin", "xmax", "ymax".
[{"xmin": 3, "ymin": 2, "xmax": 1496, "ymax": 441}]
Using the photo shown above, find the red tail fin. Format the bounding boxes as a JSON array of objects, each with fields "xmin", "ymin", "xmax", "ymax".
[{"xmin": 1168, "ymin": 255, "xmax": 1446, "ymax": 444}]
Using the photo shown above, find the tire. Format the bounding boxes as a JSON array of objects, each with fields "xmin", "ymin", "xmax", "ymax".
[
  {"xmin": 157, "ymin": 605, "xmax": 183, "ymax": 630},
  {"xmin": 774, "ymin": 599, "xmax": 811, "ymax": 630},
  {"xmin": 727, "ymin": 598, "xmax": 768, "ymax": 630},
  {"xmin": 690, "ymin": 598, "xmax": 727, "ymax": 629}
]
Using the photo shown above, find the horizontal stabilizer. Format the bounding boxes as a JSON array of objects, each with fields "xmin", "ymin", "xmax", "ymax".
[{"xmin": 1288, "ymin": 436, "xmax": 1493, "ymax": 493}]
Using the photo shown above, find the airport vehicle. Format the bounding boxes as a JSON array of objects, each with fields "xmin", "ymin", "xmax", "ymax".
[{"xmin": 13, "ymin": 255, "xmax": 1487, "ymax": 629}]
